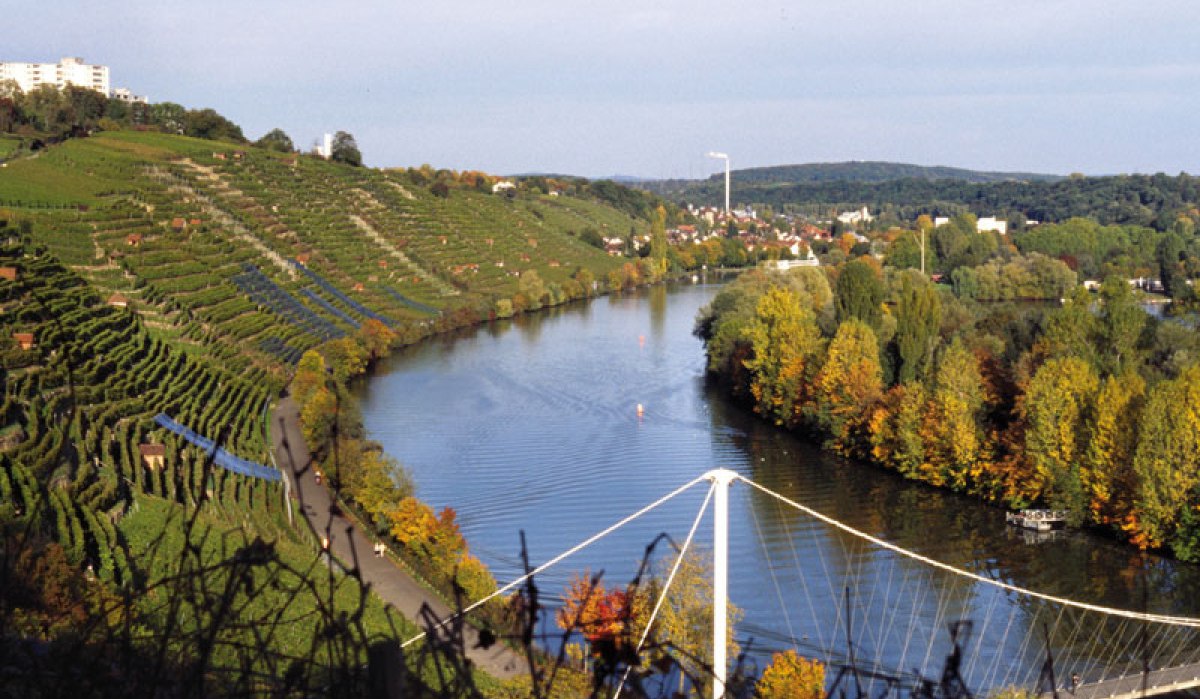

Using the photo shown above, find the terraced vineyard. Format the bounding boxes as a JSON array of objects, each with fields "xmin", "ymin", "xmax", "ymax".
[
  {"xmin": 0, "ymin": 232, "xmax": 276, "ymax": 586},
  {"xmin": 7, "ymin": 132, "xmax": 637, "ymax": 384},
  {"xmin": 0, "ymin": 130, "xmax": 662, "ymax": 692}
]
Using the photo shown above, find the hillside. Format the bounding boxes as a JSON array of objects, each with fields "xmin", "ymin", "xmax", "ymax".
[
  {"xmin": 646, "ymin": 162, "xmax": 1198, "ymax": 229},
  {"xmin": 713, "ymin": 161, "xmax": 1060, "ymax": 187},
  {"xmin": 0, "ymin": 130, "xmax": 654, "ymax": 694}
]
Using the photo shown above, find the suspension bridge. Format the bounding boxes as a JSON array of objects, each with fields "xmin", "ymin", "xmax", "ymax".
[{"xmin": 402, "ymin": 470, "xmax": 1200, "ymax": 699}]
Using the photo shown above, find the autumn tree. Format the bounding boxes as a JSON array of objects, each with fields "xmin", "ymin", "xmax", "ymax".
[
  {"xmin": 1081, "ymin": 372, "xmax": 1144, "ymax": 526},
  {"xmin": 650, "ymin": 549, "xmax": 741, "ymax": 696},
  {"xmin": 757, "ymin": 649, "xmax": 825, "ymax": 699},
  {"xmin": 925, "ymin": 339, "xmax": 987, "ymax": 490},
  {"xmin": 813, "ymin": 319, "xmax": 883, "ymax": 456},
  {"xmin": 291, "ymin": 350, "xmax": 327, "ymax": 405},
  {"xmin": 869, "ymin": 382, "xmax": 928, "ymax": 480},
  {"xmin": 1130, "ymin": 365, "xmax": 1200, "ymax": 556},
  {"xmin": 1023, "ymin": 356, "xmax": 1099, "ymax": 519},
  {"xmin": 742, "ymin": 287, "xmax": 824, "ymax": 427},
  {"xmin": 356, "ymin": 318, "xmax": 397, "ymax": 362},
  {"xmin": 323, "ymin": 336, "xmax": 368, "ymax": 383},
  {"xmin": 650, "ymin": 204, "xmax": 668, "ymax": 278}
]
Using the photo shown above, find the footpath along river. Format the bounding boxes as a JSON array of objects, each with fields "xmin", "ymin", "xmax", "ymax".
[{"xmin": 354, "ymin": 280, "xmax": 1200, "ymax": 691}]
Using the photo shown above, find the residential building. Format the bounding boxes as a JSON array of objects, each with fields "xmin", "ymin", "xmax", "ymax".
[
  {"xmin": 836, "ymin": 206, "xmax": 873, "ymax": 225},
  {"xmin": 0, "ymin": 56, "xmax": 110, "ymax": 95},
  {"xmin": 976, "ymin": 216, "xmax": 1008, "ymax": 235},
  {"xmin": 111, "ymin": 87, "xmax": 148, "ymax": 104}
]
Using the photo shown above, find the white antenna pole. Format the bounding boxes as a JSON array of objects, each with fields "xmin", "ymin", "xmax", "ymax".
[{"xmin": 706, "ymin": 468, "xmax": 737, "ymax": 699}]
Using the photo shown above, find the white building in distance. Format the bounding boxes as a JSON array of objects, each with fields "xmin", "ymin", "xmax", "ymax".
[
  {"xmin": 0, "ymin": 57, "xmax": 110, "ymax": 95},
  {"xmin": 837, "ymin": 206, "xmax": 874, "ymax": 225},
  {"xmin": 976, "ymin": 216, "xmax": 1008, "ymax": 235},
  {"xmin": 934, "ymin": 215, "xmax": 1008, "ymax": 235}
]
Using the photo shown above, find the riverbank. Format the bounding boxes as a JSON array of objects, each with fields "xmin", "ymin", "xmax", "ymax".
[{"xmin": 270, "ymin": 392, "xmax": 524, "ymax": 680}]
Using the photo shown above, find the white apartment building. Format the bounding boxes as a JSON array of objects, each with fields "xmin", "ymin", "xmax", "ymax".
[{"xmin": 0, "ymin": 57, "xmax": 110, "ymax": 95}]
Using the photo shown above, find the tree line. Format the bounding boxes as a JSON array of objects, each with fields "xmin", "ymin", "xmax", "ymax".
[
  {"xmin": 698, "ymin": 259, "xmax": 1200, "ymax": 561},
  {"xmin": 666, "ymin": 172, "xmax": 1200, "ymax": 231}
]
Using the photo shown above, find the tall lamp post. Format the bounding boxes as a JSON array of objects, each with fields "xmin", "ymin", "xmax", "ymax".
[{"xmin": 707, "ymin": 152, "xmax": 730, "ymax": 216}]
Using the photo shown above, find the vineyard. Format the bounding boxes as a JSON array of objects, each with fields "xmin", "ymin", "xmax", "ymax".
[{"xmin": 0, "ymin": 130, "xmax": 656, "ymax": 692}]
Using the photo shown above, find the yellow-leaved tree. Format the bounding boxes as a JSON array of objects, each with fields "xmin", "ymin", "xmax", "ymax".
[
  {"xmin": 1081, "ymin": 371, "xmax": 1144, "ymax": 525},
  {"xmin": 813, "ymin": 319, "xmax": 883, "ymax": 456},
  {"xmin": 742, "ymin": 287, "xmax": 824, "ymax": 428},
  {"xmin": 757, "ymin": 649, "xmax": 825, "ymax": 699},
  {"xmin": 925, "ymin": 339, "xmax": 987, "ymax": 491},
  {"xmin": 1022, "ymin": 356, "xmax": 1100, "ymax": 520}
]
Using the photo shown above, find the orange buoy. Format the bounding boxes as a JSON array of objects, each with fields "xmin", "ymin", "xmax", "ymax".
[{"xmin": 636, "ymin": 403, "xmax": 644, "ymax": 417}]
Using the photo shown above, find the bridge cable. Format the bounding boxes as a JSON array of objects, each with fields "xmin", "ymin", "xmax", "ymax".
[
  {"xmin": 615, "ymin": 480, "xmax": 716, "ymax": 698},
  {"xmin": 401, "ymin": 472, "xmax": 712, "ymax": 648},
  {"xmin": 738, "ymin": 475, "xmax": 1200, "ymax": 628},
  {"xmin": 747, "ymin": 486, "xmax": 800, "ymax": 655}
]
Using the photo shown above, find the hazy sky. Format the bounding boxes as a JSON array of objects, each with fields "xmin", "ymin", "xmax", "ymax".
[{"xmin": 10, "ymin": 1, "xmax": 1200, "ymax": 178}]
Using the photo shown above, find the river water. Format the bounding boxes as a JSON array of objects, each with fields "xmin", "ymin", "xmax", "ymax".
[{"xmin": 354, "ymin": 280, "xmax": 1200, "ymax": 692}]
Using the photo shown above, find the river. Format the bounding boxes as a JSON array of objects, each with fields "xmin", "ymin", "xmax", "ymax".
[{"xmin": 354, "ymin": 280, "xmax": 1200, "ymax": 692}]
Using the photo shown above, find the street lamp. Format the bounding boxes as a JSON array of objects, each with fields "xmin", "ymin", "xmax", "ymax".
[{"xmin": 706, "ymin": 151, "xmax": 730, "ymax": 216}]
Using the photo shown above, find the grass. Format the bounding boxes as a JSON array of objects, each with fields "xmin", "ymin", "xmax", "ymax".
[{"xmin": 0, "ymin": 135, "xmax": 21, "ymax": 159}]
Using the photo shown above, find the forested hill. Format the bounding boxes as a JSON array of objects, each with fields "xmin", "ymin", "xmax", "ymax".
[
  {"xmin": 704, "ymin": 161, "xmax": 1061, "ymax": 187},
  {"xmin": 648, "ymin": 165, "xmax": 1200, "ymax": 229}
]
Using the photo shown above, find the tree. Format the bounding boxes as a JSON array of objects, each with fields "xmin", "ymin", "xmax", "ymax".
[
  {"xmin": 743, "ymin": 287, "xmax": 824, "ymax": 427},
  {"xmin": 834, "ymin": 259, "xmax": 883, "ymax": 329},
  {"xmin": 63, "ymin": 86, "xmax": 106, "ymax": 126},
  {"xmin": 1156, "ymin": 231, "xmax": 1188, "ymax": 301},
  {"xmin": 650, "ymin": 204, "xmax": 668, "ymax": 278},
  {"xmin": 650, "ymin": 549, "xmax": 741, "ymax": 695},
  {"xmin": 1023, "ymin": 356, "xmax": 1099, "ymax": 519},
  {"xmin": 254, "ymin": 127, "xmax": 295, "ymax": 152},
  {"xmin": 1081, "ymin": 372, "xmax": 1144, "ymax": 526},
  {"xmin": 869, "ymin": 382, "xmax": 928, "ymax": 480},
  {"xmin": 813, "ymin": 318, "xmax": 883, "ymax": 455},
  {"xmin": 926, "ymin": 340, "xmax": 987, "ymax": 490},
  {"xmin": 291, "ymin": 349, "xmax": 327, "ymax": 404},
  {"xmin": 1130, "ymin": 365, "xmax": 1200, "ymax": 555},
  {"xmin": 757, "ymin": 650, "xmax": 825, "ymax": 699},
  {"xmin": 330, "ymin": 130, "xmax": 362, "ymax": 166},
  {"xmin": 1097, "ymin": 275, "xmax": 1146, "ymax": 374},
  {"xmin": 149, "ymin": 101, "xmax": 186, "ymax": 134},
  {"xmin": 518, "ymin": 269, "xmax": 546, "ymax": 309},
  {"xmin": 892, "ymin": 270, "xmax": 942, "ymax": 384},
  {"xmin": 182, "ymin": 108, "xmax": 245, "ymax": 142}
]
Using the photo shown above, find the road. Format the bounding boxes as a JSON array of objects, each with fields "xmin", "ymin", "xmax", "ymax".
[{"xmin": 271, "ymin": 393, "xmax": 525, "ymax": 681}]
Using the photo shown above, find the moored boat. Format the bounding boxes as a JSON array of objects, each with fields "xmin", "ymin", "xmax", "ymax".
[{"xmin": 1006, "ymin": 509, "xmax": 1069, "ymax": 531}]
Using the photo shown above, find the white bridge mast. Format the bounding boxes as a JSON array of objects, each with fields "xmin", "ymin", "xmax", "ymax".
[{"xmin": 706, "ymin": 468, "xmax": 737, "ymax": 699}]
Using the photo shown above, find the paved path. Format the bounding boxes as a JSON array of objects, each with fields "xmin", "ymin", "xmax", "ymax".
[
  {"xmin": 1041, "ymin": 664, "xmax": 1200, "ymax": 699},
  {"xmin": 271, "ymin": 394, "xmax": 524, "ymax": 680}
]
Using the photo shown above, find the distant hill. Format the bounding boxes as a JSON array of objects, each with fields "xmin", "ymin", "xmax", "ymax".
[
  {"xmin": 641, "ymin": 161, "xmax": 1200, "ymax": 229},
  {"xmin": 721, "ymin": 161, "xmax": 1064, "ymax": 185},
  {"xmin": 643, "ymin": 161, "xmax": 1062, "ymax": 198}
]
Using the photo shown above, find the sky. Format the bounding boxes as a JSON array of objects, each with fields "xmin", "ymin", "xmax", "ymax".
[{"xmin": 9, "ymin": 1, "xmax": 1200, "ymax": 179}]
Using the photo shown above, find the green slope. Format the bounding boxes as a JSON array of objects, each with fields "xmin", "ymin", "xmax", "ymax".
[{"xmin": 0, "ymin": 130, "xmax": 657, "ymax": 694}]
